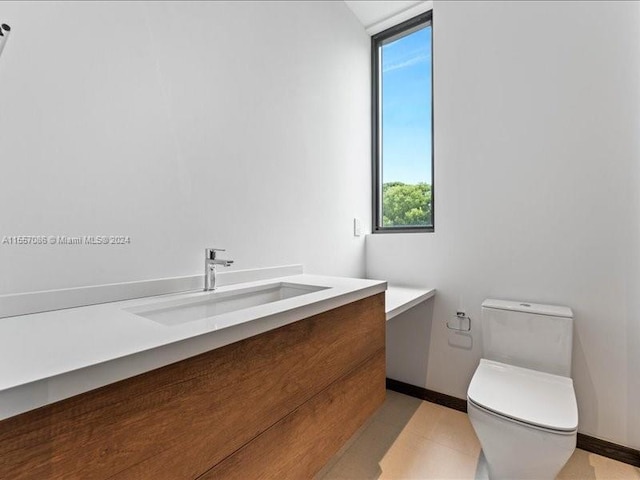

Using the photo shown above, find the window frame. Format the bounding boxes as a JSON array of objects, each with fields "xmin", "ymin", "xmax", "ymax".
[{"xmin": 371, "ymin": 10, "xmax": 434, "ymax": 234}]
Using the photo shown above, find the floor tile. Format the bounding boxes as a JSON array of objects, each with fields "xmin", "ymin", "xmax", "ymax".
[
  {"xmin": 348, "ymin": 419, "xmax": 407, "ymax": 461},
  {"xmin": 320, "ymin": 390, "xmax": 640, "ymax": 480},
  {"xmin": 426, "ymin": 407, "xmax": 481, "ymax": 457},
  {"xmin": 557, "ymin": 448, "xmax": 640, "ymax": 480},
  {"xmin": 398, "ymin": 400, "xmax": 448, "ymax": 440},
  {"xmin": 372, "ymin": 390, "xmax": 422, "ymax": 428},
  {"xmin": 379, "ymin": 437, "xmax": 478, "ymax": 480}
]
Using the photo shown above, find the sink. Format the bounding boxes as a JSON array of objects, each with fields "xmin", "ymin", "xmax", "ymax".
[{"xmin": 126, "ymin": 282, "xmax": 329, "ymax": 326}]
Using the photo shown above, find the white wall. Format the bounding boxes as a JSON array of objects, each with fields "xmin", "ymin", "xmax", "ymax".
[
  {"xmin": 0, "ymin": 1, "xmax": 370, "ymax": 294},
  {"xmin": 367, "ymin": 1, "xmax": 640, "ymax": 449}
]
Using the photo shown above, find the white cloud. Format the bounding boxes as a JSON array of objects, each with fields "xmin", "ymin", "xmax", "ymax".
[{"xmin": 383, "ymin": 53, "xmax": 430, "ymax": 73}]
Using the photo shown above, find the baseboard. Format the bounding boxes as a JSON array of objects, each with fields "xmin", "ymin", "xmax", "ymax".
[
  {"xmin": 576, "ymin": 433, "xmax": 640, "ymax": 467},
  {"xmin": 386, "ymin": 378, "xmax": 467, "ymax": 413},
  {"xmin": 385, "ymin": 377, "xmax": 640, "ymax": 468}
]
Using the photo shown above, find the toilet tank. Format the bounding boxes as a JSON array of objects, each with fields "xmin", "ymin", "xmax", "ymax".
[{"xmin": 481, "ymin": 299, "xmax": 574, "ymax": 377}]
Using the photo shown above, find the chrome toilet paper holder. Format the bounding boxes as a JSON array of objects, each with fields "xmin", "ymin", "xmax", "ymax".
[{"xmin": 447, "ymin": 311, "xmax": 471, "ymax": 332}]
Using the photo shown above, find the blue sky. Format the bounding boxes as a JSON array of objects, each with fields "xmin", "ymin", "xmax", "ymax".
[{"xmin": 381, "ymin": 26, "xmax": 432, "ymax": 185}]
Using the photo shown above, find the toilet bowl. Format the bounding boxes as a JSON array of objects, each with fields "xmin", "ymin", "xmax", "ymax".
[
  {"xmin": 468, "ymin": 300, "xmax": 578, "ymax": 480},
  {"xmin": 468, "ymin": 359, "xmax": 577, "ymax": 480}
]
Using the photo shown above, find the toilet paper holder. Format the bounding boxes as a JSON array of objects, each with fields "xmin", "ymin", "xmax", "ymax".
[
  {"xmin": 447, "ymin": 311, "xmax": 471, "ymax": 332},
  {"xmin": 0, "ymin": 24, "xmax": 10, "ymax": 60}
]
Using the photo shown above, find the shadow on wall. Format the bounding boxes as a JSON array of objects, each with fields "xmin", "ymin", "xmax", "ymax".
[
  {"xmin": 627, "ymin": 232, "xmax": 640, "ymax": 449},
  {"xmin": 629, "ymin": 308, "xmax": 640, "ymax": 449},
  {"xmin": 386, "ymin": 300, "xmax": 434, "ymax": 385},
  {"xmin": 572, "ymin": 326, "xmax": 598, "ymax": 438}
]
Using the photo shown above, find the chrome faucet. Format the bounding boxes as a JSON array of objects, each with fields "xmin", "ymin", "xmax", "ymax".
[{"xmin": 204, "ymin": 248, "xmax": 234, "ymax": 291}]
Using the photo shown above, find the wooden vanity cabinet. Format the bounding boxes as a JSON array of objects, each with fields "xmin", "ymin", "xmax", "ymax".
[{"xmin": 0, "ymin": 293, "xmax": 386, "ymax": 479}]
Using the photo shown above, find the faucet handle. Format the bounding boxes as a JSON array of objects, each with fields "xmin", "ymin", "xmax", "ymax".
[{"xmin": 205, "ymin": 247, "xmax": 226, "ymax": 259}]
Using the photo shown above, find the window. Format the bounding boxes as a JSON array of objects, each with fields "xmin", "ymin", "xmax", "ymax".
[{"xmin": 372, "ymin": 12, "xmax": 433, "ymax": 233}]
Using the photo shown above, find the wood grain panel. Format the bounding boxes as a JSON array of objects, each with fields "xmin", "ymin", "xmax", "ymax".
[
  {"xmin": 0, "ymin": 293, "xmax": 384, "ymax": 480},
  {"xmin": 199, "ymin": 350, "xmax": 386, "ymax": 480}
]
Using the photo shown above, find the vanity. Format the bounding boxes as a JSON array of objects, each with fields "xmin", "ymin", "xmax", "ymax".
[{"xmin": 0, "ymin": 267, "xmax": 387, "ymax": 479}]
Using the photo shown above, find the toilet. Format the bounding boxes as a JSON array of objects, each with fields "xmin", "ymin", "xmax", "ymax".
[{"xmin": 467, "ymin": 299, "xmax": 578, "ymax": 480}]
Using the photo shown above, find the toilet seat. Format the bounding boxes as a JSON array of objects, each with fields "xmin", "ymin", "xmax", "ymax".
[
  {"xmin": 467, "ymin": 398, "xmax": 575, "ymax": 436},
  {"xmin": 468, "ymin": 359, "xmax": 578, "ymax": 433}
]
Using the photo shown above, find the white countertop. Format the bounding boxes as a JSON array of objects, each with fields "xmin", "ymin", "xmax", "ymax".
[
  {"xmin": 0, "ymin": 273, "xmax": 385, "ymax": 420},
  {"xmin": 385, "ymin": 285, "xmax": 436, "ymax": 320},
  {"xmin": 0, "ymin": 272, "xmax": 436, "ymax": 421}
]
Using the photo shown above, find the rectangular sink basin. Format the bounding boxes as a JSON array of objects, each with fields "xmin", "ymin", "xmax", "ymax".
[{"xmin": 126, "ymin": 282, "xmax": 329, "ymax": 326}]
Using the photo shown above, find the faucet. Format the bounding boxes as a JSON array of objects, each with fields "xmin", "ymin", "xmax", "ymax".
[{"xmin": 204, "ymin": 248, "xmax": 234, "ymax": 291}]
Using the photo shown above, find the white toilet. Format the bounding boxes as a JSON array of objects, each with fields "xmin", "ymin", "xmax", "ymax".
[{"xmin": 467, "ymin": 299, "xmax": 578, "ymax": 480}]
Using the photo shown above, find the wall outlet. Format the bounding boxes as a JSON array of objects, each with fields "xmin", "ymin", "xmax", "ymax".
[{"xmin": 353, "ymin": 218, "xmax": 362, "ymax": 237}]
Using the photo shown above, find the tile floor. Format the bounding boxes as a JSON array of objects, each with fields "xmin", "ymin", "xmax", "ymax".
[{"xmin": 318, "ymin": 390, "xmax": 640, "ymax": 480}]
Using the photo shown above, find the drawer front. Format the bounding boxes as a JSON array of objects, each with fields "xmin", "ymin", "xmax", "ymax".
[{"xmin": 199, "ymin": 349, "xmax": 386, "ymax": 480}]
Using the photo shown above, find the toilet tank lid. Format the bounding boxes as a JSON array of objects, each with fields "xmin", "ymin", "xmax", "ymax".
[{"xmin": 482, "ymin": 299, "xmax": 573, "ymax": 318}]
